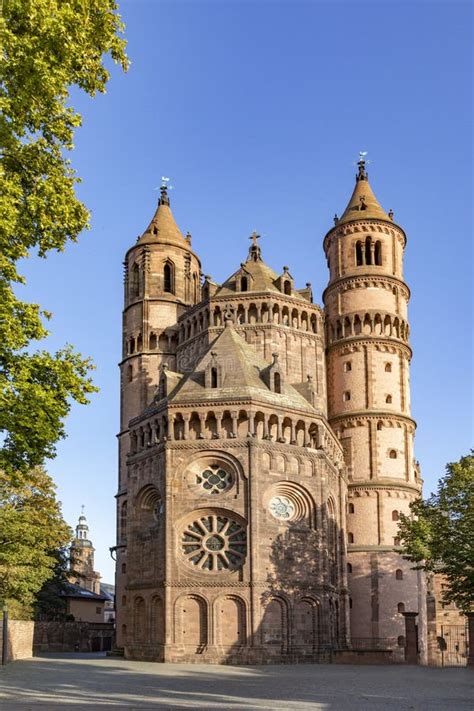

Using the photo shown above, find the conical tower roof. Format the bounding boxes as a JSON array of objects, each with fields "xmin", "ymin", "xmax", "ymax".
[
  {"xmin": 137, "ymin": 186, "xmax": 187, "ymax": 247},
  {"xmin": 337, "ymin": 158, "xmax": 391, "ymax": 225}
]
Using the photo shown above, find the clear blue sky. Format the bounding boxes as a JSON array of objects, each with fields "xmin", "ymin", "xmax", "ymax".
[{"xmin": 18, "ymin": 1, "xmax": 473, "ymax": 582}]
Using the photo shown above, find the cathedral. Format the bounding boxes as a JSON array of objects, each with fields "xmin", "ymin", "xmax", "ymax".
[{"xmin": 113, "ymin": 158, "xmax": 427, "ymax": 663}]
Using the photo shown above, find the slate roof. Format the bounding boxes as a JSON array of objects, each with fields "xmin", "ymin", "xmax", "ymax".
[{"xmin": 62, "ymin": 583, "xmax": 108, "ymax": 602}]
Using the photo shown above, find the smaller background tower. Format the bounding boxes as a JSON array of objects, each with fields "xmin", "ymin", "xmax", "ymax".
[{"xmin": 69, "ymin": 509, "xmax": 101, "ymax": 595}]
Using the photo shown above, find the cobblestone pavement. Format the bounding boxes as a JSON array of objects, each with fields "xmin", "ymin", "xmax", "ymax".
[{"xmin": 0, "ymin": 654, "xmax": 472, "ymax": 710}]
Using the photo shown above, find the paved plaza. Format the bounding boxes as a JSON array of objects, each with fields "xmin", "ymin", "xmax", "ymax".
[{"xmin": 0, "ymin": 654, "xmax": 472, "ymax": 710}]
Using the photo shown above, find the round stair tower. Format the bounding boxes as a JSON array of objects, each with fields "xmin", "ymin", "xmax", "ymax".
[{"xmin": 323, "ymin": 158, "xmax": 426, "ymax": 658}]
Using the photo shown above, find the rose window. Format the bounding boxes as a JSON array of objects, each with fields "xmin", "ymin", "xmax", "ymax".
[
  {"xmin": 269, "ymin": 495, "xmax": 295, "ymax": 521},
  {"xmin": 182, "ymin": 514, "xmax": 246, "ymax": 572},
  {"xmin": 196, "ymin": 466, "xmax": 232, "ymax": 494}
]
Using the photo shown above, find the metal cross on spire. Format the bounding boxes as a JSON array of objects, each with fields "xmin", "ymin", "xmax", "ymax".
[{"xmin": 249, "ymin": 231, "xmax": 260, "ymax": 246}]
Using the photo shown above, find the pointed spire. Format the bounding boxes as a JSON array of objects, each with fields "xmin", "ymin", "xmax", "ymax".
[
  {"xmin": 336, "ymin": 154, "xmax": 391, "ymax": 225},
  {"xmin": 137, "ymin": 178, "xmax": 187, "ymax": 247}
]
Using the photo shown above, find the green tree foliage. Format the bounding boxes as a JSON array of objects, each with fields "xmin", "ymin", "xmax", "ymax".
[
  {"xmin": 0, "ymin": 1, "xmax": 128, "ymax": 476},
  {"xmin": 398, "ymin": 452, "xmax": 474, "ymax": 612},
  {"xmin": 0, "ymin": 467, "xmax": 72, "ymax": 610},
  {"xmin": 34, "ymin": 547, "xmax": 71, "ymax": 621}
]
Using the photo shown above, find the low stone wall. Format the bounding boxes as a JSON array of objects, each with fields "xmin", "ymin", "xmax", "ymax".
[
  {"xmin": 0, "ymin": 620, "xmax": 34, "ymax": 663},
  {"xmin": 33, "ymin": 621, "xmax": 115, "ymax": 654}
]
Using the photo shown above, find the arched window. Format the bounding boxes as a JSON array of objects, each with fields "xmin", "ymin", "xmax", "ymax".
[
  {"xmin": 137, "ymin": 333, "xmax": 142, "ymax": 351},
  {"xmin": 122, "ymin": 595, "xmax": 126, "ymax": 606},
  {"xmin": 355, "ymin": 241, "xmax": 363, "ymax": 266},
  {"xmin": 397, "ymin": 635, "xmax": 405, "ymax": 647},
  {"xmin": 121, "ymin": 562, "xmax": 126, "ymax": 574},
  {"xmin": 389, "ymin": 450, "xmax": 397, "ymax": 459},
  {"xmin": 127, "ymin": 365, "xmax": 133, "ymax": 383},
  {"xmin": 130, "ymin": 263, "xmax": 140, "ymax": 298},
  {"xmin": 343, "ymin": 391, "xmax": 351, "ymax": 402},
  {"xmin": 374, "ymin": 241, "xmax": 382, "ymax": 265},
  {"xmin": 211, "ymin": 367, "xmax": 218, "ymax": 388},
  {"xmin": 163, "ymin": 262, "xmax": 174, "ymax": 293},
  {"xmin": 365, "ymin": 236, "xmax": 372, "ymax": 265},
  {"xmin": 149, "ymin": 333, "xmax": 157, "ymax": 350},
  {"xmin": 193, "ymin": 272, "xmax": 198, "ymax": 302},
  {"xmin": 348, "ymin": 532, "xmax": 354, "ymax": 544},
  {"xmin": 283, "ymin": 280, "xmax": 291, "ymax": 295},
  {"xmin": 397, "ymin": 602, "xmax": 405, "ymax": 614},
  {"xmin": 385, "ymin": 362, "xmax": 392, "ymax": 372},
  {"xmin": 241, "ymin": 276, "xmax": 248, "ymax": 292},
  {"xmin": 396, "ymin": 569, "xmax": 403, "ymax": 580},
  {"xmin": 386, "ymin": 394, "xmax": 392, "ymax": 404},
  {"xmin": 377, "ymin": 421, "xmax": 383, "ymax": 431},
  {"xmin": 274, "ymin": 372, "xmax": 281, "ymax": 393},
  {"xmin": 347, "ymin": 563, "xmax": 353, "ymax": 573},
  {"xmin": 392, "ymin": 509, "xmax": 399, "ymax": 521},
  {"xmin": 343, "ymin": 361, "xmax": 352, "ymax": 372},
  {"xmin": 348, "ymin": 503, "xmax": 354, "ymax": 513}
]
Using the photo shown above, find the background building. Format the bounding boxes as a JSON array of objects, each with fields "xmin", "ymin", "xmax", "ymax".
[{"xmin": 68, "ymin": 512, "xmax": 115, "ymax": 624}]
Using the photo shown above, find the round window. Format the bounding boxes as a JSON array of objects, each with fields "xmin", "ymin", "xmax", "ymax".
[
  {"xmin": 181, "ymin": 514, "xmax": 246, "ymax": 572},
  {"xmin": 196, "ymin": 466, "xmax": 232, "ymax": 494},
  {"xmin": 269, "ymin": 495, "xmax": 295, "ymax": 521}
]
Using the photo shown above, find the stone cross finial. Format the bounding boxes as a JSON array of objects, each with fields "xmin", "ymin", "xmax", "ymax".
[{"xmin": 249, "ymin": 231, "xmax": 260, "ymax": 246}]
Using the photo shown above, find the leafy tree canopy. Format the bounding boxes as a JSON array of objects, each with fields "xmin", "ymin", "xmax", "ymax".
[
  {"xmin": 398, "ymin": 451, "xmax": 474, "ymax": 612},
  {"xmin": 0, "ymin": 466, "xmax": 72, "ymax": 609},
  {"xmin": 34, "ymin": 547, "xmax": 71, "ymax": 621},
  {"xmin": 0, "ymin": 1, "xmax": 128, "ymax": 476}
]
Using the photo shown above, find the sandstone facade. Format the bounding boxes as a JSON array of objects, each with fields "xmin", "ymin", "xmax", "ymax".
[{"xmin": 113, "ymin": 167, "xmax": 426, "ymax": 663}]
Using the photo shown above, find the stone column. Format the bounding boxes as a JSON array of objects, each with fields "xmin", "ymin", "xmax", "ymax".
[
  {"xmin": 198, "ymin": 412, "xmax": 206, "ymax": 439},
  {"xmin": 183, "ymin": 414, "xmax": 190, "ymax": 440},
  {"xmin": 231, "ymin": 411, "xmax": 238, "ymax": 438},
  {"xmin": 290, "ymin": 420, "xmax": 296, "ymax": 445},
  {"xmin": 276, "ymin": 416, "xmax": 283, "ymax": 442},
  {"xmin": 403, "ymin": 612, "xmax": 419, "ymax": 664},
  {"xmin": 248, "ymin": 411, "xmax": 255, "ymax": 437},
  {"xmin": 215, "ymin": 412, "xmax": 223, "ymax": 438},
  {"xmin": 168, "ymin": 414, "xmax": 174, "ymax": 440}
]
